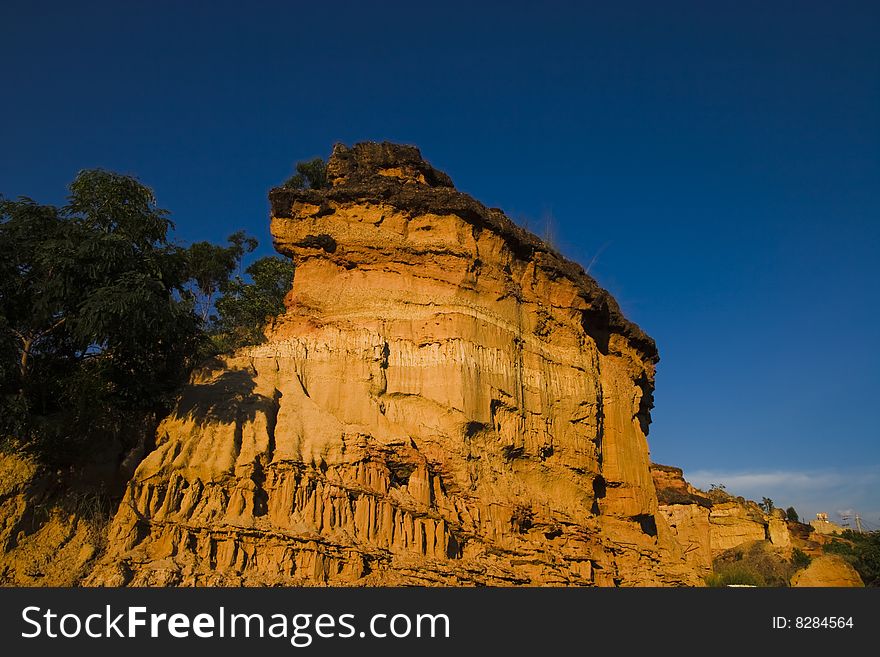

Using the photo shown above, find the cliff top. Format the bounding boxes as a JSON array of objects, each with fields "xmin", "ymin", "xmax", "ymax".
[
  {"xmin": 269, "ymin": 142, "xmax": 658, "ymax": 363},
  {"xmin": 650, "ymin": 463, "xmax": 713, "ymax": 508}
]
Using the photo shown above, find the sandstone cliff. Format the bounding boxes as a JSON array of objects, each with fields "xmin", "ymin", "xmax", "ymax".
[
  {"xmin": 651, "ymin": 464, "xmax": 791, "ymax": 574},
  {"xmin": 85, "ymin": 142, "xmax": 699, "ymax": 586}
]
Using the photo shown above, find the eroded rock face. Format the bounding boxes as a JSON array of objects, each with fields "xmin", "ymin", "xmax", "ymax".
[
  {"xmin": 87, "ymin": 142, "xmax": 699, "ymax": 586},
  {"xmin": 651, "ymin": 464, "xmax": 792, "ymax": 574},
  {"xmin": 650, "ymin": 465, "xmax": 713, "ymax": 571},
  {"xmin": 708, "ymin": 502, "xmax": 769, "ymax": 552}
]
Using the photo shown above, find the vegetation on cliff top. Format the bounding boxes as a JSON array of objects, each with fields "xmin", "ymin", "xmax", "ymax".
[
  {"xmin": 282, "ymin": 157, "xmax": 328, "ymax": 190},
  {"xmin": 0, "ymin": 169, "xmax": 294, "ymax": 464}
]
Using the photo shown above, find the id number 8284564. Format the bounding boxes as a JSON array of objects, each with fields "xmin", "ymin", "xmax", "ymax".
[{"xmin": 772, "ymin": 617, "xmax": 854, "ymax": 629}]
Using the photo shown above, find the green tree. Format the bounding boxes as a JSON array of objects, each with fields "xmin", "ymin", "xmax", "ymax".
[
  {"xmin": 1, "ymin": 168, "xmax": 298, "ymax": 462},
  {"xmin": 760, "ymin": 497, "xmax": 775, "ymax": 514},
  {"xmin": 213, "ymin": 256, "xmax": 295, "ymax": 351},
  {"xmin": 185, "ymin": 231, "xmax": 257, "ymax": 322},
  {"xmin": 785, "ymin": 506, "xmax": 799, "ymax": 522},
  {"xmin": 0, "ymin": 170, "xmax": 200, "ymax": 460},
  {"xmin": 282, "ymin": 158, "xmax": 328, "ymax": 190}
]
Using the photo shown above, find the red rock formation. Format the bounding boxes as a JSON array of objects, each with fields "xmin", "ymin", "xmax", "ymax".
[{"xmin": 86, "ymin": 143, "xmax": 699, "ymax": 586}]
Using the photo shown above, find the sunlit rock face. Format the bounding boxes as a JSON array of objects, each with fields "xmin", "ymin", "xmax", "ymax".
[
  {"xmin": 88, "ymin": 142, "xmax": 699, "ymax": 586},
  {"xmin": 791, "ymin": 555, "xmax": 863, "ymax": 587},
  {"xmin": 651, "ymin": 464, "xmax": 793, "ymax": 576}
]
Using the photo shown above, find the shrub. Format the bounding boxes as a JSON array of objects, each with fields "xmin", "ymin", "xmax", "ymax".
[
  {"xmin": 283, "ymin": 158, "xmax": 327, "ymax": 190},
  {"xmin": 791, "ymin": 548, "xmax": 811, "ymax": 570},
  {"xmin": 511, "ymin": 504, "xmax": 533, "ymax": 533},
  {"xmin": 705, "ymin": 563, "xmax": 764, "ymax": 587}
]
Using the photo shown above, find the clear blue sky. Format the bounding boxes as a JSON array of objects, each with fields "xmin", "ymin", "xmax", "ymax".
[{"xmin": 2, "ymin": 1, "xmax": 878, "ymax": 526}]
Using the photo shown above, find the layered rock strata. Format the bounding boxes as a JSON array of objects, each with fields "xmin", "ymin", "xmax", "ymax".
[
  {"xmin": 88, "ymin": 142, "xmax": 699, "ymax": 586},
  {"xmin": 651, "ymin": 464, "xmax": 791, "ymax": 573}
]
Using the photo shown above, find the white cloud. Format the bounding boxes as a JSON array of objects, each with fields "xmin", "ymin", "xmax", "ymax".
[{"xmin": 684, "ymin": 466, "xmax": 880, "ymax": 529}]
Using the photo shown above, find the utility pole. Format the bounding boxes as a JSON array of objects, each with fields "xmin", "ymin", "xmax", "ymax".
[{"xmin": 854, "ymin": 514, "xmax": 863, "ymax": 534}]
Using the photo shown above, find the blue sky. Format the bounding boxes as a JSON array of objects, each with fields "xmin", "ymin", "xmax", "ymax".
[{"xmin": 2, "ymin": 1, "xmax": 878, "ymax": 526}]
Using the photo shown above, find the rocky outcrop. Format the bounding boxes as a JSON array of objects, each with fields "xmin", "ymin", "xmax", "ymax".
[
  {"xmin": 766, "ymin": 510, "xmax": 791, "ymax": 549},
  {"xmin": 709, "ymin": 502, "xmax": 771, "ymax": 552},
  {"xmin": 791, "ymin": 555, "xmax": 864, "ymax": 587},
  {"xmin": 651, "ymin": 464, "xmax": 791, "ymax": 573},
  {"xmin": 650, "ymin": 464, "xmax": 713, "ymax": 571},
  {"xmin": 86, "ymin": 142, "xmax": 700, "ymax": 586}
]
